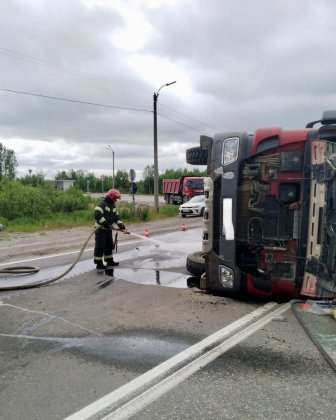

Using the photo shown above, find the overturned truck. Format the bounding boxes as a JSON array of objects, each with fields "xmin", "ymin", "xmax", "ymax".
[{"xmin": 186, "ymin": 110, "xmax": 336, "ymax": 298}]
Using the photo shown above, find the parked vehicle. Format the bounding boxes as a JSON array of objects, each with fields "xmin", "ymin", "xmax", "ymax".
[
  {"xmin": 186, "ymin": 111, "xmax": 336, "ymax": 299},
  {"xmin": 179, "ymin": 195, "xmax": 205, "ymax": 217},
  {"xmin": 162, "ymin": 176, "xmax": 204, "ymax": 204}
]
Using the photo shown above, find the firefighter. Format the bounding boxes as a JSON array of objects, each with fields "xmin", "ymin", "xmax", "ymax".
[{"xmin": 93, "ymin": 188, "xmax": 126, "ymax": 270}]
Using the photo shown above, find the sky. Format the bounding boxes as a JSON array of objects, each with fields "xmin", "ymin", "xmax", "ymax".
[{"xmin": 1, "ymin": 0, "xmax": 336, "ymax": 180}]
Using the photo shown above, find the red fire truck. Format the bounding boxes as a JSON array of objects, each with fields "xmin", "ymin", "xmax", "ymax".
[
  {"xmin": 162, "ymin": 176, "xmax": 204, "ymax": 204},
  {"xmin": 186, "ymin": 110, "xmax": 336, "ymax": 298}
]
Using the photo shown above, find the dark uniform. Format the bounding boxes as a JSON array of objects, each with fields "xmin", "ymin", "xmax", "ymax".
[{"xmin": 93, "ymin": 194, "xmax": 125, "ymax": 269}]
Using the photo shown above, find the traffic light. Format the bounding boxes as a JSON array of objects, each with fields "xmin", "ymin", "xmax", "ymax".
[{"xmin": 130, "ymin": 181, "xmax": 137, "ymax": 194}]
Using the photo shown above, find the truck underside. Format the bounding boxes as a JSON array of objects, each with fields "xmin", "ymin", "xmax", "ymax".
[
  {"xmin": 186, "ymin": 113, "xmax": 336, "ymax": 299},
  {"xmin": 235, "ymin": 145, "xmax": 304, "ymax": 297},
  {"xmin": 235, "ymin": 140, "xmax": 336, "ymax": 297}
]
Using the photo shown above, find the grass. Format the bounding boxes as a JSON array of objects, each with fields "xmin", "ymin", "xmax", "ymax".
[{"xmin": 2, "ymin": 203, "xmax": 180, "ymax": 233}]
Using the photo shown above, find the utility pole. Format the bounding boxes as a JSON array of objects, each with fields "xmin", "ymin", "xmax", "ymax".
[
  {"xmin": 153, "ymin": 81, "xmax": 176, "ymax": 212},
  {"xmin": 105, "ymin": 145, "xmax": 115, "ymax": 188}
]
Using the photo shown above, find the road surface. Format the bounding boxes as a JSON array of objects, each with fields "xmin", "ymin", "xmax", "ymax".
[{"xmin": 0, "ymin": 219, "xmax": 335, "ymax": 420}]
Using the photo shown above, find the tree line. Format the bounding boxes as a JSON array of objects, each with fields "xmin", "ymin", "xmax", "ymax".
[
  {"xmin": 53, "ymin": 165, "xmax": 206, "ymax": 194},
  {"xmin": 0, "ymin": 143, "xmax": 206, "ymax": 194}
]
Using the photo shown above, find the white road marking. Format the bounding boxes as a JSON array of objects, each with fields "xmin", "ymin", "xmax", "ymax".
[
  {"xmin": 105, "ymin": 302, "xmax": 291, "ymax": 420},
  {"xmin": 0, "ymin": 303, "xmax": 101, "ymax": 336},
  {"xmin": 65, "ymin": 302, "xmax": 290, "ymax": 420},
  {"xmin": 0, "ymin": 230, "xmax": 195, "ymax": 267},
  {"xmin": 0, "ymin": 239, "xmax": 142, "ymax": 267}
]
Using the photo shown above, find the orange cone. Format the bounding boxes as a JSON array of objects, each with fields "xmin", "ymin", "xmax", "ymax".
[
  {"xmin": 182, "ymin": 223, "xmax": 186, "ymax": 231},
  {"xmin": 144, "ymin": 229, "xmax": 149, "ymax": 237}
]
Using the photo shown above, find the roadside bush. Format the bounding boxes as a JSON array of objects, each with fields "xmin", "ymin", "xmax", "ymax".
[
  {"xmin": 0, "ymin": 180, "xmax": 92, "ymax": 224},
  {"xmin": 52, "ymin": 188, "xmax": 91, "ymax": 212},
  {"xmin": 0, "ymin": 179, "xmax": 179, "ymax": 232},
  {"xmin": 114, "ymin": 202, "xmax": 150, "ymax": 222},
  {"xmin": 136, "ymin": 205, "xmax": 150, "ymax": 221},
  {"xmin": 116, "ymin": 202, "xmax": 136, "ymax": 221},
  {"xmin": 0, "ymin": 180, "xmax": 53, "ymax": 220}
]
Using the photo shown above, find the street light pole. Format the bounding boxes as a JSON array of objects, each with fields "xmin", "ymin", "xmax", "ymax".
[
  {"xmin": 153, "ymin": 81, "xmax": 176, "ymax": 212},
  {"xmin": 105, "ymin": 145, "xmax": 115, "ymax": 189}
]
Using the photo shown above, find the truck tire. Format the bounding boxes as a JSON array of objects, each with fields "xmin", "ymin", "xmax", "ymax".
[
  {"xmin": 186, "ymin": 251, "xmax": 205, "ymax": 277},
  {"xmin": 186, "ymin": 147, "xmax": 208, "ymax": 165}
]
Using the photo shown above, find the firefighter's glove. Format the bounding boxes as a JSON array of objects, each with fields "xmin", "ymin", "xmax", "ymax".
[{"xmin": 118, "ymin": 223, "xmax": 126, "ymax": 231}]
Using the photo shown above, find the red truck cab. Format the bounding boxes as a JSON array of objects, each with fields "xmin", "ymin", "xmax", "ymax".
[
  {"xmin": 186, "ymin": 111, "xmax": 336, "ymax": 298},
  {"xmin": 163, "ymin": 176, "xmax": 204, "ymax": 204}
]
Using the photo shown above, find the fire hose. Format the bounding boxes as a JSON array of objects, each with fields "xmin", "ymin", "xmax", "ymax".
[{"xmin": 0, "ymin": 227, "xmax": 129, "ymax": 291}]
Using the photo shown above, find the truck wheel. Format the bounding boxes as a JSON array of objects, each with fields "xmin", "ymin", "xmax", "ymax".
[
  {"xmin": 186, "ymin": 251, "xmax": 205, "ymax": 277},
  {"xmin": 169, "ymin": 195, "xmax": 175, "ymax": 205},
  {"xmin": 186, "ymin": 147, "xmax": 208, "ymax": 165}
]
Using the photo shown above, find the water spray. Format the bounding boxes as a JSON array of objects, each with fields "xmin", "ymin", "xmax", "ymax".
[{"xmin": 114, "ymin": 228, "xmax": 162, "ymax": 248}]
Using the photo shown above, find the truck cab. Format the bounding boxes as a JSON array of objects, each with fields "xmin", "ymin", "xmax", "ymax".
[
  {"xmin": 163, "ymin": 176, "xmax": 204, "ymax": 204},
  {"xmin": 187, "ymin": 111, "xmax": 336, "ymax": 298}
]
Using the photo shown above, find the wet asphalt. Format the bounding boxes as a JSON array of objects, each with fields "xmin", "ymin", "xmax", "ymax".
[{"xmin": 0, "ymin": 227, "xmax": 335, "ymax": 420}]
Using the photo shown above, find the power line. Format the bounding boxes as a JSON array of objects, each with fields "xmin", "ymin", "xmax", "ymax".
[
  {"xmin": 0, "ymin": 88, "xmax": 152, "ymax": 113},
  {"xmin": 0, "ymin": 46, "xmax": 218, "ymax": 131},
  {"xmin": 0, "ymin": 46, "xmax": 149, "ymax": 95},
  {"xmin": 159, "ymin": 102, "xmax": 220, "ymax": 132},
  {"xmin": 0, "ymin": 87, "xmax": 211, "ymax": 134},
  {"xmin": 157, "ymin": 112, "xmax": 209, "ymax": 134}
]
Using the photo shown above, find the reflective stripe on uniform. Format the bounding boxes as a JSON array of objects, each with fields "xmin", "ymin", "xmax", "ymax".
[
  {"xmin": 95, "ymin": 206, "xmax": 104, "ymax": 213},
  {"xmin": 95, "ymin": 222, "xmax": 107, "ymax": 228}
]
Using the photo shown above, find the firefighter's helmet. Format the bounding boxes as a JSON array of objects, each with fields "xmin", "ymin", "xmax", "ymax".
[{"xmin": 106, "ymin": 189, "xmax": 121, "ymax": 201}]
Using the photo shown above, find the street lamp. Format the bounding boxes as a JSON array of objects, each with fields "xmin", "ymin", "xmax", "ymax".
[
  {"xmin": 153, "ymin": 81, "xmax": 176, "ymax": 212},
  {"xmin": 105, "ymin": 145, "xmax": 115, "ymax": 188}
]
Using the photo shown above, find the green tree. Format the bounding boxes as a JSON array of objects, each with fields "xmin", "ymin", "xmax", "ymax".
[
  {"xmin": 143, "ymin": 165, "xmax": 154, "ymax": 194},
  {"xmin": 0, "ymin": 143, "xmax": 18, "ymax": 180},
  {"xmin": 20, "ymin": 171, "xmax": 46, "ymax": 187},
  {"xmin": 114, "ymin": 170, "xmax": 130, "ymax": 193}
]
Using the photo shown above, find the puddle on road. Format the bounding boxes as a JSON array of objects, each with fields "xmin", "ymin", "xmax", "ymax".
[
  {"xmin": 0, "ymin": 228, "xmax": 203, "ymax": 289},
  {"xmin": 98, "ymin": 268, "xmax": 196, "ymax": 289},
  {"xmin": 0, "ymin": 267, "xmax": 199, "ymax": 290},
  {"xmin": 1, "ymin": 330, "xmax": 197, "ymax": 369},
  {"xmin": 0, "ymin": 229, "xmax": 203, "ymax": 369},
  {"xmin": 1, "ymin": 302, "xmax": 198, "ymax": 368},
  {"xmin": 64, "ymin": 330, "xmax": 197, "ymax": 367}
]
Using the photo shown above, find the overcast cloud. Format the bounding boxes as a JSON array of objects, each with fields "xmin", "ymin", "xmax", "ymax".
[{"xmin": 1, "ymin": 0, "xmax": 336, "ymax": 180}]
